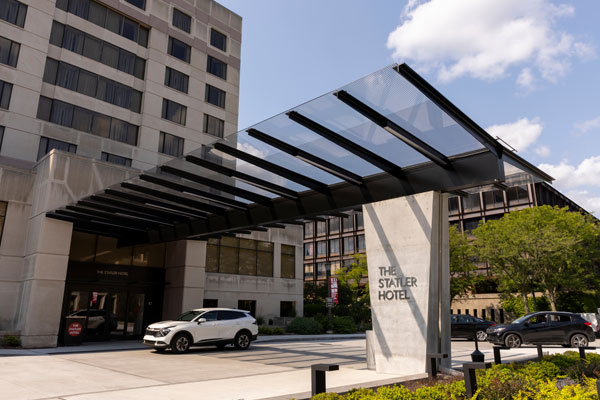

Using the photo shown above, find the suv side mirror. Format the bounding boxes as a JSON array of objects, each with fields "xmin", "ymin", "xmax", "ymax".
[{"xmin": 197, "ymin": 318, "xmax": 207, "ymax": 324}]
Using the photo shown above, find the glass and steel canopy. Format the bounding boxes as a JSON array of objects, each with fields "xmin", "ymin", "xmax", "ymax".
[{"xmin": 47, "ymin": 63, "xmax": 553, "ymax": 244}]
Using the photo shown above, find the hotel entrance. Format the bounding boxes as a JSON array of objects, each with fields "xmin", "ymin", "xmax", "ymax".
[{"xmin": 60, "ymin": 232, "xmax": 166, "ymax": 344}]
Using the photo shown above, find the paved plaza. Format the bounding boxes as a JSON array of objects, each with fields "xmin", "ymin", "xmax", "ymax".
[{"xmin": 1, "ymin": 337, "xmax": 594, "ymax": 400}]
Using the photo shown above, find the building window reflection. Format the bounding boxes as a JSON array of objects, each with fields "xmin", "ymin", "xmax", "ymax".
[{"xmin": 205, "ymin": 237, "xmax": 274, "ymax": 276}]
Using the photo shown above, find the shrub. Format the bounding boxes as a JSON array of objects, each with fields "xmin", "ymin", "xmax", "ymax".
[
  {"xmin": 474, "ymin": 366, "xmax": 536, "ymax": 400},
  {"xmin": 287, "ymin": 317, "xmax": 322, "ymax": 334},
  {"xmin": 2, "ymin": 335, "xmax": 20, "ymax": 347},
  {"xmin": 259, "ymin": 327, "xmax": 284, "ymax": 335},
  {"xmin": 512, "ymin": 377, "xmax": 598, "ymax": 400},
  {"xmin": 256, "ymin": 316, "xmax": 265, "ymax": 326},
  {"xmin": 332, "ymin": 316, "xmax": 357, "ymax": 334}
]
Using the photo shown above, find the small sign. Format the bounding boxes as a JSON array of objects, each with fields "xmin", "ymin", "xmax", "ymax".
[
  {"xmin": 91, "ymin": 291, "xmax": 98, "ymax": 304},
  {"xmin": 330, "ymin": 277, "xmax": 339, "ymax": 304},
  {"xmin": 68, "ymin": 322, "xmax": 83, "ymax": 337},
  {"xmin": 325, "ymin": 297, "xmax": 333, "ymax": 307}
]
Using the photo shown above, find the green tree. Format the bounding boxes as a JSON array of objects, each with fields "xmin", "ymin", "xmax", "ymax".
[
  {"xmin": 335, "ymin": 254, "xmax": 370, "ymax": 328},
  {"xmin": 473, "ymin": 205, "xmax": 600, "ymax": 312},
  {"xmin": 449, "ymin": 224, "xmax": 479, "ymax": 301}
]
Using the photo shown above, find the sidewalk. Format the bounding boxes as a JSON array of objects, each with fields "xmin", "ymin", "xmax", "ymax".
[{"xmin": 0, "ymin": 333, "xmax": 366, "ymax": 356}]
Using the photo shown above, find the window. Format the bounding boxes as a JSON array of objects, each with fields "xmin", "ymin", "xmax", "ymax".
[
  {"xmin": 101, "ymin": 152, "xmax": 132, "ymax": 167},
  {"xmin": 316, "ymin": 241, "xmax": 326, "ymax": 257},
  {"xmin": 219, "ymin": 310, "xmax": 244, "ymax": 320},
  {"xmin": 280, "ymin": 301, "xmax": 295, "ymax": 318},
  {"xmin": 448, "ymin": 196, "xmax": 459, "ymax": 214},
  {"xmin": 210, "ymin": 28, "xmax": 227, "ymax": 52},
  {"xmin": 356, "ymin": 211, "xmax": 364, "ymax": 229},
  {"xmin": 203, "ymin": 114, "xmax": 224, "ymax": 137},
  {"xmin": 158, "ymin": 132, "xmax": 184, "ymax": 157},
  {"xmin": 357, "ymin": 234, "xmax": 365, "ymax": 251},
  {"xmin": 205, "ymin": 238, "xmax": 274, "ymax": 277},
  {"xmin": 303, "ymin": 242, "xmax": 313, "ymax": 257},
  {"xmin": 0, "ymin": 36, "xmax": 20, "ymax": 67},
  {"xmin": 0, "ymin": 126, "xmax": 4, "ymax": 152},
  {"xmin": 237, "ymin": 300, "xmax": 256, "ymax": 317},
  {"xmin": 162, "ymin": 99, "xmax": 187, "ymax": 125},
  {"xmin": 207, "ymin": 55, "xmax": 227, "ymax": 79},
  {"xmin": 304, "ymin": 263, "xmax": 314, "ymax": 281},
  {"xmin": 37, "ymin": 137, "xmax": 77, "ymax": 160},
  {"xmin": 316, "ymin": 262, "xmax": 327, "ymax": 280},
  {"xmin": 205, "ymin": 84, "xmax": 226, "ymax": 108},
  {"xmin": 507, "ymin": 185, "xmax": 530, "ymax": 206},
  {"xmin": 343, "ymin": 236, "xmax": 355, "ymax": 254},
  {"xmin": 281, "ymin": 244, "xmax": 295, "ymax": 279},
  {"xmin": 0, "ymin": 80, "xmax": 12, "ymax": 109},
  {"xmin": 462, "ymin": 193, "xmax": 481, "ymax": 212},
  {"xmin": 316, "ymin": 220, "xmax": 327, "ymax": 236},
  {"xmin": 37, "ymin": 96, "xmax": 138, "ymax": 145},
  {"xmin": 44, "ymin": 58, "xmax": 142, "ymax": 112},
  {"xmin": 463, "ymin": 218, "xmax": 481, "ymax": 233},
  {"xmin": 172, "ymin": 9, "xmax": 191, "ymax": 33},
  {"xmin": 329, "ymin": 238, "xmax": 340, "ymax": 255},
  {"xmin": 0, "ymin": 0, "xmax": 27, "ymax": 27},
  {"xmin": 164, "ymin": 67, "xmax": 189, "ymax": 93},
  {"xmin": 57, "ymin": 0, "xmax": 148, "ymax": 46},
  {"xmin": 483, "ymin": 190, "xmax": 504, "ymax": 209},
  {"xmin": 124, "ymin": 0, "xmax": 145, "ymax": 10},
  {"xmin": 203, "ymin": 299, "xmax": 218, "ymax": 308},
  {"xmin": 304, "ymin": 221, "xmax": 314, "ymax": 238},
  {"xmin": 51, "ymin": 22, "xmax": 146, "ymax": 78},
  {"xmin": 342, "ymin": 213, "xmax": 354, "ymax": 231},
  {"xmin": 329, "ymin": 217, "xmax": 340, "ymax": 233},
  {"xmin": 168, "ymin": 37, "xmax": 190, "ymax": 63}
]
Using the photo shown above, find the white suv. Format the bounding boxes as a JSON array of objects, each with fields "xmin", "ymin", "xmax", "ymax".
[{"xmin": 143, "ymin": 308, "xmax": 258, "ymax": 353}]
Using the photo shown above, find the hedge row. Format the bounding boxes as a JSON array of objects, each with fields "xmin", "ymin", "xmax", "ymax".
[{"xmin": 311, "ymin": 352, "xmax": 600, "ymax": 399}]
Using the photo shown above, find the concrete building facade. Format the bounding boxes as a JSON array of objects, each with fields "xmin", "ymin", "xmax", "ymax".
[{"xmin": 0, "ymin": 0, "xmax": 304, "ymax": 348}]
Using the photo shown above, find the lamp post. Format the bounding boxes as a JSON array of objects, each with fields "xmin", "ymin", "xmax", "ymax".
[{"xmin": 325, "ymin": 262, "xmax": 333, "ymax": 333}]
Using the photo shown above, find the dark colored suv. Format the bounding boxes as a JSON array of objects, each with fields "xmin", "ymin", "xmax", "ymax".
[
  {"xmin": 451, "ymin": 314, "xmax": 496, "ymax": 341},
  {"xmin": 486, "ymin": 311, "xmax": 596, "ymax": 348}
]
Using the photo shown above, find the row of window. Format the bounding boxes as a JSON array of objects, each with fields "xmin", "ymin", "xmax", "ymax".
[
  {"xmin": 0, "ymin": 36, "xmax": 20, "ymax": 68},
  {"xmin": 304, "ymin": 235, "xmax": 366, "ymax": 258},
  {"xmin": 206, "ymin": 237, "xmax": 296, "ymax": 279},
  {"xmin": 449, "ymin": 186, "xmax": 531, "ymax": 214},
  {"xmin": 166, "ymin": 36, "xmax": 228, "ymax": 80},
  {"xmin": 0, "ymin": 0, "xmax": 26, "ymax": 28},
  {"xmin": 56, "ymin": 0, "xmax": 149, "ymax": 47},
  {"xmin": 304, "ymin": 260, "xmax": 354, "ymax": 281},
  {"xmin": 50, "ymin": 21, "xmax": 146, "ymax": 80},
  {"xmin": 37, "ymin": 96, "xmax": 138, "ymax": 146},
  {"xmin": 304, "ymin": 212, "xmax": 364, "ymax": 239},
  {"xmin": 0, "ymin": 80, "xmax": 11, "ymax": 110},
  {"xmin": 37, "ymin": 135, "xmax": 132, "ymax": 168},
  {"xmin": 43, "ymin": 58, "xmax": 142, "ymax": 113}
]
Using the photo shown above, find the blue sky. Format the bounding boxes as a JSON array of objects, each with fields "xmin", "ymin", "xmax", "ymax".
[{"xmin": 219, "ymin": 0, "xmax": 600, "ymax": 214}]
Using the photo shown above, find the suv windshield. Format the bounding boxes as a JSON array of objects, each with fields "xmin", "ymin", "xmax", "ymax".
[{"xmin": 175, "ymin": 311, "xmax": 202, "ymax": 321}]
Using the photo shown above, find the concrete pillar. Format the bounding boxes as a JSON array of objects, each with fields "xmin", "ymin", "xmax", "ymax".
[
  {"xmin": 363, "ymin": 191, "xmax": 450, "ymax": 375},
  {"xmin": 162, "ymin": 240, "xmax": 206, "ymax": 319},
  {"xmin": 18, "ymin": 216, "xmax": 73, "ymax": 347}
]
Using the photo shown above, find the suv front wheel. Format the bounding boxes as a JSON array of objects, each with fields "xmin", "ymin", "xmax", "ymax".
[
  {"xmin": 171, "ymin": 333, "xmax": 191, "ymax": 354},
  {"xmin": 234, "ymin": 331, "xmax": 251, "ymax": 350}
]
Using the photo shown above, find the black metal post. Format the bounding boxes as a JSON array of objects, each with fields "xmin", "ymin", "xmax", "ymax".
[
  {"xmin": 579, "ymin": 347, "xmax": 586, "ymax": 360},
  {"xmin": 463, "ymin": 362, "xmax": 492, "ymax": 398},
  {"xmin": 493, "ymin": 346, "xmax": 502, "ymax": 364},
  {"xmin": 537, "ymin": 344, "xmax": 543, "ymax": 360},
  {"xmin": 471, "ymin": 336, "xmax": 484, "ymax": 362},
  {"xmin": 311, "ymin": 364, "xmax": 339, "ymax": 396}
]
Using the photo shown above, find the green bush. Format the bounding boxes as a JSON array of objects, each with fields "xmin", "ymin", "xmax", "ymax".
[
  {"xmin": 286, "ymin": 317, "xmax": 323, "ymax": 334},
  {"xmin": 304, "ymin": 303, "xmax": 327, "ymax": 317},
  {"xmin": 332, "ymin": 316, "xmax": 357, "ymax": 334},
  {"xmin": 2, "ymin": 335, "xmax": 20, "ymax": 347},
  {"xmin": 256, "ymin": 316, "xmax": 265, "ymax": 326},
  {"xmin": 258, "ymin": 327, "xmax": 284, "ymax": 335}
]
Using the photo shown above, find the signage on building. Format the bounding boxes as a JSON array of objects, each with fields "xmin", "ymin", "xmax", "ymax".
[
  {"xmin": 68, "ymin": 322, "xmax": 83, "ymax": 337},
  {"xmin": 330, "ymin": 277, "xmax": 339, "ymax": 304},
  {"xmin": 376, "ymin": 266, "xmax": 417, "ymax": 301}
]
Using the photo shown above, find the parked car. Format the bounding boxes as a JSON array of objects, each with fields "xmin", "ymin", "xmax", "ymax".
[
  {"xmin": 579, "ymin": 313, "xmax": 600, "ymax": 337},
  {"xmin": 451, "ymin": 314, "xmax": 496, "ymax": 341},
  {"xmin": 143, "ymin": 308, "xmax": 258, "ymax": 353},
  {"xmin": 486, "ymin": 311, "xmax": 596, "ymax": 348}
]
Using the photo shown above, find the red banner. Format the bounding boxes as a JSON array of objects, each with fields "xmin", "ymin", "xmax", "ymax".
[{"xmin": 330, "ymin": 277, "xmax": 339, "ymax": 304}]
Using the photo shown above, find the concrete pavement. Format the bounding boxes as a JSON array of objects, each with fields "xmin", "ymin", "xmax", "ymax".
[{"xmin": 1, "ymin": 337, "xmax": 597, "ymax": 400}]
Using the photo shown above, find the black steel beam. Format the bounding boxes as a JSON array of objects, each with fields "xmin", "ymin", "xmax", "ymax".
[
  {"xmin": 104, "ymin": 189, "xmax": 208, "ymax": 219},
  {"xmin": 121, "ymin": 183, "xmax": 226, "ymax": 215},
  {"xmin": 334, "ymin": 90, "xmax": 451, "ymax": 169},
  {"xmin": 160, "ymin": 165, "xmax": 272, "ymax": 205},
  {"xmin": 90, "ymin": 194, "xmax": 196, "ymax": 221},
  {"xmin": 264, "ymin": 223, "xmax": 286, "ymax": 229},
  {"xmin": 65, "ymin": 205, "xmax": 167, "ymax": 229},
  {"xmin": 78, "ymin": 199, "xmax": 177, "ymax": 225},
  {"xmin": 47, "ymin": 212, "xmax": 142, "ymax": 240},
  {"xmin": 212, "ymin": 142, "xmax": 331, "ymax": 191},
  {"xmin": 139, "ymin": 174, "xmax": 248, "ymax": 211},
  {"xmin": 185, "ymin": 155, "xmax": 300, "ymax": 200},
  {"xmin": 173, "ymin": 150, "xmax": 504, "ymax": 240},
  {"xmin": 246, "ymin": 128, "xmax": 363, "ymax": 186},
  {"xmin": 52, "ymin": 210, "xmax": 148, "ymax": 233},
  {"xmin": 287, "ymin": 110, "xmax": 406, "ymax": 180}
]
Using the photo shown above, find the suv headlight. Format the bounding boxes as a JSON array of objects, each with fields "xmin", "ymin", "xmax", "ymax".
[
  {"xmin": 160, "ymin": 326, "xmax": 176, "ymax": 336},
  {"xmin": 489, "ymin": 327, "xmax": 505, "ymax": 333}
]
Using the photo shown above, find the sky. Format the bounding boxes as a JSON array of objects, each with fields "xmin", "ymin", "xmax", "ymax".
[{"xmin": 218, "ymin": 0, "xmax": 600, "ymax": 215}]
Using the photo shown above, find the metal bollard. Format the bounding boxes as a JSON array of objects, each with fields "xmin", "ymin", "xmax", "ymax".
[
  {"xmin": 492, "ymin": 345, "xmax": 509, "ymax": 364},
  {"xmin": 463, "ymin": 362, "xmax": 492, "ymax": 398},
  {"xmin": 536, "ymin": 344, "xmax": 543, "ymax": 360},
  {"xmin": 311, "ymin": 363, "xmax": 339, "ymax": 396},
  {"xmin": 426, "ymin": 353, "xmax": 448, "ymax": 378}
]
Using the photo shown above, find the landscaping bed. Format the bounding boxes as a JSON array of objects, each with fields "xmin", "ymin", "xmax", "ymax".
[{"xmin": 311, "ymin": 351, "xmax": 600, "ymax": 399}]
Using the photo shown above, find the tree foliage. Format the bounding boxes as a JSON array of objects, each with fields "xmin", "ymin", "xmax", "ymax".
[
  {"xmin": 473, "ymin": 206, "xmax": 600, "ymax": 312},
  {"xmin": 449, "ymin": 224, "xmax": 479, "ymax": 301}
]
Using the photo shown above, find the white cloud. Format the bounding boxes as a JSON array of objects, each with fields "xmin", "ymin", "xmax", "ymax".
[
  {"xmin": 387, "ymin": 0, "xmax": 594, "ymax": 86},
  {"xmin": 539, "ymin": 156, "xmax": 600, "ymax": 189},
  {"xmin": 563, "ymin": 190, "xmax": 600, "ymax": 215},
  {"xmin": 534, "ymin": 146, "xmax": 550, "ymax": 157},
  {"xmin": 486, "ymin": 117, "xmax": 543, "ymax": 152},
  {"xmin": 573, "ymin": 116, "xmax": 600, "ymax": 135}
]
